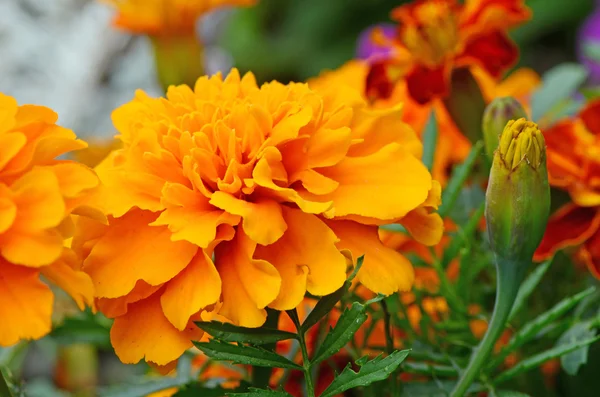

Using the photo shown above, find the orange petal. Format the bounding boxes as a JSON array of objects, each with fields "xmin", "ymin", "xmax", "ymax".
[
  {"xmin": 306, "ymin": 127, "xmax": 352, "ymax": 168},
  {"xmin": 320, "ymin": 143, "xmax": 431, "ymax": 220},
  {"xmin": 40, "ymin": 249, "xmax": 94, "ymax": 310},
  {"xmin": 0, "ymin": 93, "xmax": 18, "ymax": 134},
  {"xmin": 210, "ymin": 192, "xmax": 287, "ymax": 245},
  {"xmin": 0, "ymin": 132, "xmax": 26, "ymax": 172},
  {"xmin": 215, "ymin": 231, "xmax": 281, "ymax": 327},
  {"xmin": 400, "ymin": 208, "xmax": 444, "ymax": 246},
  {"xmin": 110, "ymin": 293, "xmax": 202, "ymax": 365},
  {"xmin": 534, "ymin": 205, "xmax": 600, "ymax": 261},
  {"xmin": 97, "ymin": 280, "xmax": 162, "ymax": 318},
  {"xmin": 327, "ymin": 220, "xmax": 414, "ymax": 295},
  {"xmin": 160, "ymin": 251, "xmax": 221, "ymax": 330},
  {"xmin": 1, "ymin": 229, "xmax": 64, "ymax": 268},
  {"xmin": 255, "ymin": 207, "xmax": 347, "ymax": 310},
  {"xmin": 83, "ymin": 210, "xmax": 198, "ymax": 298},
  {"xmin": 0, "ymin": 196, "xmax": 16, "ymax": 234},
  {"xmin": 48, "ymin": 162, "xmax": 99, "ymax": 198},
  {"xmin": 0, "ymin": 260, "xmax": 53, "ymax": 347}
]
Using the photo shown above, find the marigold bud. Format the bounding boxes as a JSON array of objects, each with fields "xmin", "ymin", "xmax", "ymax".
[
  {"xmin": 485, "ymin": 118, "xmax": 550, "ymax": 262},
  {"xmin": 482, "ymin": 97, "xmax": 528, "ymax": 161}
]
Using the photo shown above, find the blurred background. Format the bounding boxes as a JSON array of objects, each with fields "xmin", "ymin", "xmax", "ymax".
[{"xmin": 0, "ymin": 0, "xmax": 596, "ymax": 139}]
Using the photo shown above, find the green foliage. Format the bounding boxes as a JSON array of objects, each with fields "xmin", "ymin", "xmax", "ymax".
[
  {"xmin": 531, "ymin": 64, "xmax": 588, "ymax": 122},
  {"xmin": 509, "ymin": 258, "xmax": 553, "ymax": 321},
  {"xmin": 227, "ymin": 388, "xmax": 293, "ymax": 397},
  {"xmin": 421, "ymin": 111, "xmax": 438, "ymax": 172},
  {"xmin": 195, "ymin": 321, "xmax": 297, "ymax": 345},
  {"xmin": 556, "ymin": 320, "xmax": 598, "ymax": 375},
  {"xmin": 319, "ymin": 351, "xmax": 409, "ymax": 397},
  {"xmin": 194, "ymin": 340, "xmax": 302, "ymax": 370}
]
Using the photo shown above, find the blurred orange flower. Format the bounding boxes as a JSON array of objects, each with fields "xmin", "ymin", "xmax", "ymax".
[
  {"xmin": 104, "ymin": 0, "xmax": 256, "ymax": 35},
  {"xmin": 0, "ymin": 93, "xmax": 99, "ymax": 347},
  {"xmin": 73, "ymin": 68, "xmax": 442, "ymax": 366},
  {"xmin": 366, "ymin": 0, "xmax": 531, "ymax": 104},
  {"xmin": 535, "ymin": 99, "xmax": 600, "ymax": 278}
]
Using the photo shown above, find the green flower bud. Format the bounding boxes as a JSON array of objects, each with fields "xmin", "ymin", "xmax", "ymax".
[
  {"xmin": 482, "ymin": 97, "xmax": 528, "ymax": 161},
  {"xmin": 485, "ymin": 118, "xmax": 550, "ymax": 262},
  {"xmin": 151, "ymin": 34, "xmax": 204, "ymax": 92}
]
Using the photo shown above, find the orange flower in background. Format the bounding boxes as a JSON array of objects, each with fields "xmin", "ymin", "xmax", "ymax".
[
  {"xmin": 535, "ymin": 99, "xmax": 600, "ymax": 278},
  {"xmin": 104, "ymin": 0, "xmax": 256, "ymax": 35},
  {"xmin": 0, "ymin": 93, "xmax": 98, "ymax": 347},
  {"xmin": 73, "ymin": 68, "xmax": 442, "ymax": 366},
  {"xmin": 367, "ymin": 0, "xmax": 531, "ymax": 104}
]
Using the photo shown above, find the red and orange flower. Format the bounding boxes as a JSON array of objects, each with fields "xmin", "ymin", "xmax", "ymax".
[
  {"xmin": 103, "ymin": 0, "xmax": 256, "ymax": 36},
  {"xmin": 366, "ymin": 0, "xmax": 531, "ymax": 104},
  {"xmin": 0, "ymin": 93, "xmax": 99, "ymax": 347},
  {"xmin": 535, "ymin": 99, "xmax": 600, "ymax": 278},
  {"xmin": 73, "ymin": 68, "xmax": 443, "ymax": 366}
]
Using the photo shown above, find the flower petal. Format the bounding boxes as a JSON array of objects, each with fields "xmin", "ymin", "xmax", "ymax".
[
  {"xmin": 327, "ymin": 220, "xmax": 414, "ymax": 295},
  {"xmin": 255, "ymin": 207, "xmax": 347, "ymax": 310},
  {"xmin": 110, "ymin": 293, "xmax": 202, "ymax": 365},
  {"xmin": 0, "ymin": 261, "xmax": 53, "ymax": 346},
  {"xmin": 400, "ymin": 207, "xmax": 444, "ymax": 246},
  {"xmin": 40, "ymin": 249, "xmax": 94, "ymax": 310},
  {"xmin": 83, "ymin": 210, "xmax": 197, "ymax": 298},
  {"xmin": 161, "ymin": 251, "xmax": 221, "ymax": 330}
]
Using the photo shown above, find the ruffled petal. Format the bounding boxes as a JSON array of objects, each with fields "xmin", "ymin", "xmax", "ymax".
[
  {"xmin": 83, "ymin": 210, "xmax": 198, "ymax": 298},
  {"xmin": 400, "ymin": 208, "xmax": 444, "ymax": 246},
  {"xmin": 40, "ymin": 249, "xmax": 94, "ymax": 310},
  {"xmin": 327, "ymin": 220, "xmax": 414, "ymax": 295}
]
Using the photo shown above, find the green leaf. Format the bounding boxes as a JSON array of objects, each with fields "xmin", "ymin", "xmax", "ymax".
[
  {"xmin": 508, "ymin": 258, "xmax": 553, "ymax": 321},
  {"xmin": 557, "ymin": 320, "xmax": 598, "ymax": 375},
  {"xmin": 311, "ymin": 302, "xmax": 369, "ymax": 364},
  {"xmin": 487, "ymin": 287, "xmax": 596, "ymax": 370},
  {"xmin": 438, "ymin": 141, "xmax": 484, "ymax": 218},
  {"xmin": 531, "ymin": 63, "xmax": 588, "ymax": 121},
  {"xmin": 422, "ymin": 111, "xmax": 438, "ymax": 171},
  {"xmin": 227, "ymin": 387, "xmax": 293, "ymax": 397},
  {"xmin": 174, "ymin": 385, "xmax": 236, "ymax": 397},
  {"xmin": 319, "ymin": 350, "xmax": 409, "ymax": 397},
  {"xmin": 301, "ymin": 282, "xmax": 350, "ymax": 333},
  {"xmin": 402, "ymin": 381, "xmax": 484, "ymax": 397},
  {"xmin": 583, "ymin": 42, "xmax": 600, "ymax": 62},
  {"xmin": 443, "ymin": 201, "xmax": 485, "ymax": 267},
  {"xmin": 401, "ymin": 362, "xmax": 458, "ymax": 377},
  {"xmin": 50, "ymin": 316, "xmax": 111, "ymax": 347},
  {"xmin": 195, "ymin": 321, "xmax": 297, "ymax": 345},
  {"xmin": 581, "ymin": 86, "xmax": 600, "ymax": 101},
  {"xmin": 493, "ymin": 335, "xmax": 600, "ymax": 385},
  {"xmin": 194, "ymin": 340, "xmax": 302, "ymax": 370}
]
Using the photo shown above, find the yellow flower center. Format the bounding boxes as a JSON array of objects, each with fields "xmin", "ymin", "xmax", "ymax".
[
  {"xmin": 499, "ymin": 118, "xmax": 545, "ymax": 170},
  {"xmin": 400, "ymin": 2, "xmax": 460, "ymax": 67}
]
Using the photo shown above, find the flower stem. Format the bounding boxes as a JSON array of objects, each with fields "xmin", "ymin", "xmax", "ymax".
[
  {"xmin": 252, "ymin": 309, "xmax": 280, "ymax": 389},
  {"xmin": 450, "ymin": 258, "xmax": 526, "ymax": 397},
  {"xmin": 288, "ymin": 310, "xmax": 315, "ymax": 397},
  {"xmin": 381, "ymin": 300, "xmax": 397, "ymax": 396}
]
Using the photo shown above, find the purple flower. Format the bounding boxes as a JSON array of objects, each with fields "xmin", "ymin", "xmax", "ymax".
[
  {"xmin": 578, "ymin": 3, "xmax": 600, "ymax": 84},
  {"xmin": 356, "ymin": 23, "xmax": 396, "ymax": 62}
]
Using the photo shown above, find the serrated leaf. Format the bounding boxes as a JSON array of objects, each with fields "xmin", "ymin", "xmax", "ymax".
[
  {"xmin": 494, "ymin": 335, "xmax": 600, "ymax": 385},
  {"xmin": 509, "ymin": 258, "xmax": 553, "ymax": 321},
  {"xmin": 531, "ymin": 63, "xmax": 588, "ymax": 121},
  {"xmin": 557, "ymin": 320, "xmax": 598, "ymax": 375},
  {"xmin": 319, "ymin": 350, "xmax": 409, "ymax": 397},
  {"xmin": 301, "ymin": 282, "xmax": 350, "ymax": 332},
  {"xmin": 311, "ymin": 302, "xmax": 368, "ymax": 363},
  {"xmin": 227, "ymin": 387, "xmax": 293, "ymax": 397},
  {"xmin": 195, "ymin": 321, "xmax": 297, "ymax": 345},
  {"xmin": 488, "ymin": 287, "xmax": 596, "ymax": 370},
  {"xmin": 438, "ymin": 141, "xmax": 484, "ymax": 218},
  {"xmin": 422, "ymin": 111, "xmax": 438, "ymax": 171},
  {"xmin": 194, "ymin": 340, "xmax": 301, "ymax": 370}
]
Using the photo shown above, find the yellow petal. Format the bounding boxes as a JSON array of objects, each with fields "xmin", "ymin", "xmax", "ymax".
[
  {"xmin": 0, "ymin": 132, "xmax": 26, "ymax": 172},
  {"xmin": 110, "ymin": 293, "xmax": 202, "ymax": 365},
  {"xmin": 160, "ymin": 251, "xmax": 221, "ymax": 330},
  {"xmin": 83, "ymin": 210, "xmax": 197, "ymax": 298},
  {"xmin": 0, "ymin": 93, "xmax": 18, "ymax": 134},
  {"xmin": 210, "ymin": 192, "xmax": 287, "ymax": 245},
  {"xmin": 0, "ymin": 196, "xmax": 16, "ymax": 234},
  {"xmin": 320, "ymin": 143, "xmax": 431, "ymax": 220},
  {"xmin": 255, "ymin": 207, "xmax": 347, "ymax": 310},
  {"xmin": 48, "ymin": 162, "xmax": 99, "ymax": 198},
  {"xmin": 1, "ymin": 229, "xmax": 64, "ymax": 268},
  {"xmin": 327, "ymin": 220, "xmax": 415, "ymax": 295},
  {"xmin": 215, "ymin": 231, "xmax": 281, "ymax": 327},
  {"xmin": 40, "ymin": 249, "xmax": 94, "ymax": 310},
  {"xmin": 399, "ymin": 208, "xmax": 444, "ymax": 246},
  {"xmin": 0, "ymin": 261, "xmax": 53, "ymax": 347}
]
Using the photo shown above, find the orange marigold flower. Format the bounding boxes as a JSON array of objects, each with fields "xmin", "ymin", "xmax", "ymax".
[
  {"xmin": 535, "ymin": 100, "xmax": 600, "ymax": 278},
  {"xmin": 104, "ymin": 0, "xmax": 256, "ymax": 35},
  {"xmin": 0, "ymin": 93, "xmax": 99, "ymax": 347},
  {"xmin": 73, "ymin": 68, "xmax": 442, "ymax": 366},
  {"xmin": 366, "ymin": 0, "xmax": 530, "ymax": 104}
]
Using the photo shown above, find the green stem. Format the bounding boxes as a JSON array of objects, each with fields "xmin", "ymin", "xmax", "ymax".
[
  {"xmin": 0, "ymin": 369, "xmax": 13, "ymax": 397},
  {"xmin": 450, "ymin": 258, "xmax": 527, "ymax": 397},
  {"xmin": 288, "ymin": 310, "xmax": 315, "ymax": 397},
  {"xmin": 252, "ymin": 310, "xmax": 280, "ymax": 389},
  {"xmin": 381, "ymin": 300, "xmax": 397, "ymax": 396}
]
